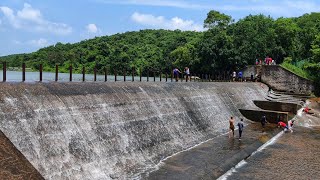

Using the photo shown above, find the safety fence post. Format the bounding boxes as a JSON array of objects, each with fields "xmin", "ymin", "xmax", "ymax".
[
  {"xmin": 39, "ymin": 64, "xmax": 43, "ymax": 82},
  {"xmin": 69, "ymin": 65, "xmax": 72, "ymax": 82},
  {"xmin": 55, "ymin": 65, "xmax": 58, "ymax": 81},
  {"xmin": 22, "ymin": 63, "xmax": 26, "ymax": 82}
]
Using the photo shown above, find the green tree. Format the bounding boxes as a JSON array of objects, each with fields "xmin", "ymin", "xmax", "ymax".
[
  {"xmin": 231, "ymin": 14, "xmax": 276, "ymax": 64},
  {"xmin": 170, "ymin": 43, "xmax": 197, "ymax": 68},
  {"xmin": 204, "ymin": 10, "xmax": 233, "ymax": 29},
  {"xmin": 311, "ymin": 34, "xmax": 320, "ymax": 63},
  {"xmin": 273, "ymin": 18, "xmax": 300, "ymax": 61}
]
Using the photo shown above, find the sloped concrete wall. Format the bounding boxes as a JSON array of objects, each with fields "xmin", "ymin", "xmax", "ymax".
[
  {"xmin": 243, "ymin": 65, "xmax": 314, "ymax": 95},
  {"xmin": 0, "ymin": 82, "xmax": 266, "ymax": 179}
]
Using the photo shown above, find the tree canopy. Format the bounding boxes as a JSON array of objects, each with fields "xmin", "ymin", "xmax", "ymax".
[{"xmin": 0, "ymin": 11, "xmax": 319, "ymax": 83}]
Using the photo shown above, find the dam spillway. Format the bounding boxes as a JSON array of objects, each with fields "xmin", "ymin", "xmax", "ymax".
[{"xmin": 0, "ymin": 82, "xmax": 268, "ymax": 179}]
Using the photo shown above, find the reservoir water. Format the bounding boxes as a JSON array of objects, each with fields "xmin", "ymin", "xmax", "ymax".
[{"xmin": 0, "ymin": 70, "xmax": 161, "ymax": 82}]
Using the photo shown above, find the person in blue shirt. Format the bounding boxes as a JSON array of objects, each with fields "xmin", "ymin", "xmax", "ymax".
[
  {"xmin": 238, "ymin": 71, "xmax": 243, "ymax": 82},
  {"xmin": 173, "ymin": 68, "xmax": 181, "ymax": 82},
  {"xmin": 237, "ymin": 118, "xmax": 244, "ymax": 140}
]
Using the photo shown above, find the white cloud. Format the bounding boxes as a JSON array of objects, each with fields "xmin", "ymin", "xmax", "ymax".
[
  {"xmin": 17, "ymin": 3, "xmax": 42, "ymax": 23},
  {"xmin": 96, "ymin": 0, "xmax": 207, "ymax": 9},
  {"xmin": 13, "ymin": 38, "xmax": 49, "ymax": 47},
  {"xmin": 86, "ymin": 23, "xmax": 99, "ymax": 33},
  {"xmin": 0, "ymin": 3, "xmax": 72, "ymax": 35},
  {"xmin": 131, "ymin": 12, "xmax": 203, "ymax": 31},
  {"xmin": 0, "ymin": 6, "xmax": 18, "ymax": 27},
  {"xmin": 80, "ymin": 23, "xmax": 102, "ymax": 39}
]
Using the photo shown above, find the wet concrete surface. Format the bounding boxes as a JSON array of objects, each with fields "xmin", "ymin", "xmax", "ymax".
[
  {"xmin": 226, "ymin": 99, "xmax": 320, "ymax": 180},
  {"xmin": 0, "ymin": 82, "xmax": 268, "ymax": 179},
  {"xmin": 145, "ymin": 122, "xmax": 281, "ymax": 180},
  {"xmin": 0, "ymin": 130, "xmax": 43, "ymax": 180},
  {"xmin": 226, "ymin": 126, "xmax": 320, "ymax": 180}
]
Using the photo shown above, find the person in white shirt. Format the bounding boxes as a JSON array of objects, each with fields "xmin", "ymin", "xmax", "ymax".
[{"xmin": 184, "ymin": 67, "xmax": 190, "ymax": 82}]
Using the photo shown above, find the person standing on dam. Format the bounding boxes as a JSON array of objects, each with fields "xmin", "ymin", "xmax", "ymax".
[
  {"xmin": 237, "ymin": 118, "xmax": 244, "ymax": 140},
  {"xmin": 229, "ymin": 116, "xmax": 235, "ymax": 138},
  {"xmin": 238, "ymin": 71, "xmax": 243, "ymax": 82},
  {"xmin": 232, "ymin": 71, "xmax": 236, "ymax": 82},
  {"xmin": 261, "ymin": 115, "xmax": 267, "ymax": 130},
  {"xmin": 173, "ymin": 68, "xmax": 181, "ymax": 82},
  {"xmin": 184, "ymin": 67, "xmax": 190, "ymax": 82}
]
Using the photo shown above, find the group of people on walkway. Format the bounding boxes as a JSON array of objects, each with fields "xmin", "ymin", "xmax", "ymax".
[
  {"xmin": 173, "ymin": 67, "xmax": 190, "ymax": 82},
  {"xmin": 232, "ymin": 71, "xmax": 243, "ymax": 82},
  {"xmin": 255, "ymin": 56, "xmax": 276, "ymax": 65}
]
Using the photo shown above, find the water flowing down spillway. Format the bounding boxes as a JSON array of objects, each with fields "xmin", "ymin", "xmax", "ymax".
[{"xmin": 0, "ymin": 82, "xmax": 267, "ymax": 179}]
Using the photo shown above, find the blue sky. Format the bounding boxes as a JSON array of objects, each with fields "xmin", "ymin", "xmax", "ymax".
[{"xmin": 1, "ymin": 0, "xmax": 320, "ymax": 56}]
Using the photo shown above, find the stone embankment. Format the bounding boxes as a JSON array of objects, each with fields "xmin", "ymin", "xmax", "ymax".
[{"xmin": 243, "ymin": 65, "xmax": 314, "ymax": 95}]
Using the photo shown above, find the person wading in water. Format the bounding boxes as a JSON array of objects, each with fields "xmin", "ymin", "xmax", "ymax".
[{"xmin": 229, "ymin": 116, "xmax": 235, "ymax": 138}]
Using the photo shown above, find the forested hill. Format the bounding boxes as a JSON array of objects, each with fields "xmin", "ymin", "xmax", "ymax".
[
  {"xmin": 0, "ymin": 30, "xmax": 203, "ymax": 73},
  {"xmin": 0, "ymin": 11, "xmax": 320, "ymax": 82}
]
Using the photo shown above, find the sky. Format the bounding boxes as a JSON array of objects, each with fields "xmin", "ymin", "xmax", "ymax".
[{"xmin": 0, "ymin": 0, "xmax": 320, "ymax": 56}]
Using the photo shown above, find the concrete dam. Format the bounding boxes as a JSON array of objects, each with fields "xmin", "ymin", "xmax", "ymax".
[{"xmin": 0, "ymin": 82, "xmax": 270, "ymax": 179}]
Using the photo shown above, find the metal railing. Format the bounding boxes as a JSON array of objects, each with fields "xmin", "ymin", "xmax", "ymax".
[{"xmin": 1, "ymin": 62, "xmax": 241, "ymax": 83}]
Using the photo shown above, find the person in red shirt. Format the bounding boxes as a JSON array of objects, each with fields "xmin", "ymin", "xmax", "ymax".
[
  {"xmin": 278, "ymin": 121, "xmax": 289, "ymax": 131},
  {"xmin": 303, "ymin": 106, "xmax": 312, "ymax": 114}
]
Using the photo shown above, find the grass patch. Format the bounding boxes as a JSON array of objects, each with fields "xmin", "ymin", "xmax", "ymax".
[{"xmin": 280, "ymin": 62, "xmax": 311, "ymax": 80}]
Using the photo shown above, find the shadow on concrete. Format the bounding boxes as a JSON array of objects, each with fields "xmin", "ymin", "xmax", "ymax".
[
  {"xmin": 253, "ymin": 100, "xmax": 301, "ymax": 114},
  {"xmin": 239, "ymin": 109, "xmax": 291, "ymax": 123},
  {"xmin": 0, "ymin": 130, "xmax": 43, "ymax": 180}
]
